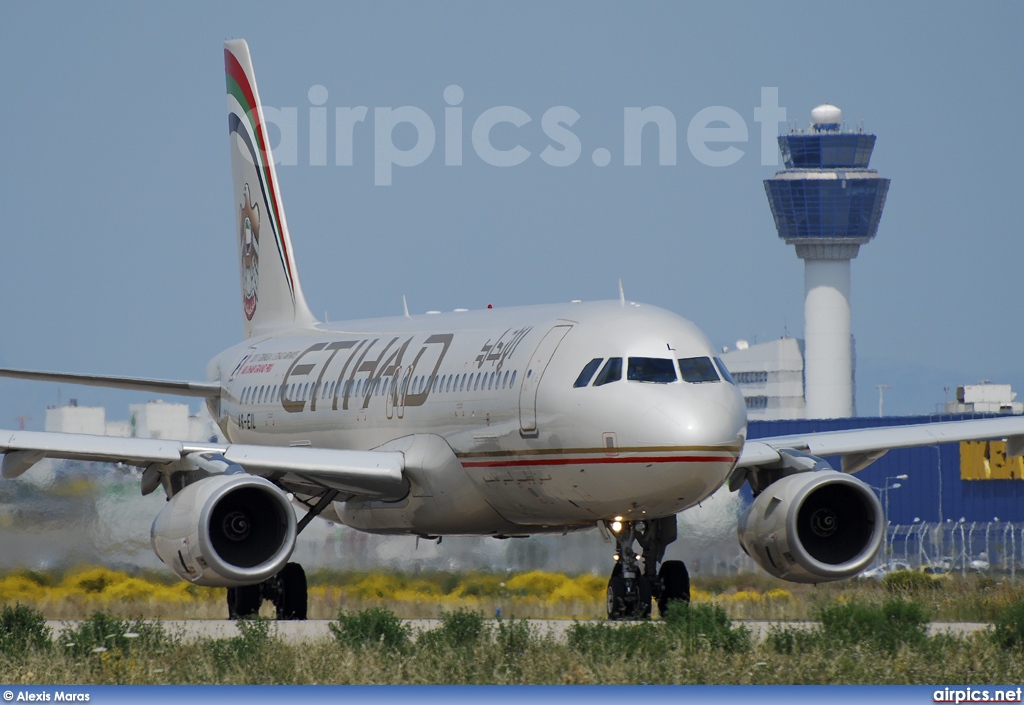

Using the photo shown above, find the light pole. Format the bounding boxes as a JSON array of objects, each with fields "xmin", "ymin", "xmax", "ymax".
[
  {"xmin": 876, "ymin": 384, "xmax": 891, "ymax": 417},
  {"xmin": 930, "ymin": 445, "xmax": 945, "ymax": 564},
  {"xmin": 931, "ymin": 445, "xmax": 943, "ymax": 525},
  {"xmin": 872, "ymin": 474, "xmax": 908, "ymax": 566}
]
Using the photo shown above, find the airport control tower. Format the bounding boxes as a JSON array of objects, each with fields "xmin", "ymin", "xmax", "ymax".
[{"xmin": 764, "ymin": 105, "xmax": 889, "ymax": 418}]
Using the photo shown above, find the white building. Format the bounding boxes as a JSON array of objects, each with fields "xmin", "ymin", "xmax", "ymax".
[
  {"xmin": 720, "ymin": 337, "xmax": 806, "ymax": 420},
  {"xmin": 944, "ymin": 384, "xmax": 1024, "ymax": 415},
  {"xmin": 44, "ymin": 399, "xmax": 223, "ymax": 441},
  {"xmin": 45, "ymin": 400, "xmax": 106, "ymax": 435}
]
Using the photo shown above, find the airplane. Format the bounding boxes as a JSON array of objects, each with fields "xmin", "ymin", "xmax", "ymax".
[{"xmin": 3, "ymin": 38, "xmax": 1024, "ymax": 621}]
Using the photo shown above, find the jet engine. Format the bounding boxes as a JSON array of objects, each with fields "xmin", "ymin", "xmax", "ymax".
[
  {"xmin": 151, "ymin": 473, "xmax": 296, "ymax": 587},
  {"xmin": 737, "ymin": 470, "xmax": 883, "ymax": 583}
]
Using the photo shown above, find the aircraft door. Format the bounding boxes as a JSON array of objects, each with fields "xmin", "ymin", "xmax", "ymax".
[{"xmin": 518, "ymin": 324, "xmax": 572, "ymax": 437}]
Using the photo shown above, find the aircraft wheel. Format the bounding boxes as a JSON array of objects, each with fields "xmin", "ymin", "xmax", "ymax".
[
  {"xmin": 657, "ymin": 560, "xmax": 690, "ymax": 617},
  {"xmin": 606, "ymin": 575, "xmax": 628, "ymax": 620},
  {"xmin": 228, "ymin": 584, "xmax": 262, "ymax": 619},
  {"xmin": 635, "ymin": 575, "xmax": 653, "ymax": 620},
  {"xmin": 275, "ymin": 562, "xmax": 308, "ymax": 620}
]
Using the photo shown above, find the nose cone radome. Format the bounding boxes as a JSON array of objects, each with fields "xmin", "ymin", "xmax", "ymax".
[{"xmin": 641, "ymin": 382, "xmax": 747, "ymax": 448}]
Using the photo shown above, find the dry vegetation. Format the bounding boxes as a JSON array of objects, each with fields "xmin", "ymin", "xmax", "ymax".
[
  {"xmin": 3, "ymin": 596, "xmax": 1024, "ymax": 685},
  {"xmin": 5, "ymin": 566, "xmax": 1024, "ymax": 685},
  {"xmin": 4, "ymin": 565, "xmax": 1024, "ymax": 622}
]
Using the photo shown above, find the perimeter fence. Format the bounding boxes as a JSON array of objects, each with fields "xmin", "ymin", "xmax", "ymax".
[{"xmin": 883, "ymin": 521, "xmax": 1024, "ymax": 578}]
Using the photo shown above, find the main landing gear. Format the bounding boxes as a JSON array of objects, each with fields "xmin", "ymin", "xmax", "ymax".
[
  {"xmin": 227, "ymin": 562, "xmax": 308, "ymax": 620},
  {"xmin": 605, "ymin": 515, "xmax": 690, "ymax": 620},
  {"xmin": 225, "ymin": 488, "xmax": 339, "ymax": 620}
]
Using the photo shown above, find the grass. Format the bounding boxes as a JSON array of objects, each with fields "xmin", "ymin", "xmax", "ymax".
[
  {"xmin": 3, "ymin": 601, "xmax": 1024, "ymax": 684},
  {"xmin": 5, "ymin": 565, "xmax": 1024, "ymax": 622}
]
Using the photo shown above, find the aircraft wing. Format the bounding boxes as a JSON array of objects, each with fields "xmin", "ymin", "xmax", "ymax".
[
  {"xmin": 0, "ymin": 368, "xmax": 221, "ymax": 398},
  {"xmin": 0, "ymin": 429, "xmax": 407, "ymax": 500},
  {"xmin": 736, "ymin": 415, "xmax": 1024, "ymax": 475}
]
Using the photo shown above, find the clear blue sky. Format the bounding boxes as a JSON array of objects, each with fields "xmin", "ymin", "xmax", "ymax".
[{"xmin": 2, "ymin": 1, "xmax": 1022, "ymax": 427}]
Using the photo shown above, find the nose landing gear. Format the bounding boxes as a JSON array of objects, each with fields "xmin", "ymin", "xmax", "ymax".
[{"xmin": 605, "ymin": 515, "xmax": 690, "ymax": 620}]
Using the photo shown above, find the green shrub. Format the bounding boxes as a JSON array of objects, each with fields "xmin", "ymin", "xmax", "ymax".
[
  {"xmin": 764, "ymin": 624, "xmax": 813, "ymax": 655},
  {"xmin": 566, "ymin": 621, "xmax": 661, "ymax": 659},
  {"xmin": 496, "ymin": 617, "xmax": 533, "ymax": 657},
  {"xmin": 992, "ymin": 601, "xmax": 1024, "ymax": 650},
  {"xmin": 816, "ymin": 598, "xmax": 929, "ymax": 654},
  {"xmin": 207, "ymin": 617, "xmax": 273, "ymax": 672},
  {"xmin": 663, "ymin": 601, "xmax": 751, "ymax": 653},
  {"xmin": 884, "ymin": 570, "xmax": 940, "ymax": 592},
  {"xmin": 330, "ymin": 607, "xmax": 411, "ymax": 652},
  {"xmin": 0, "ymin": 603, "xmax": 51, "ymax": 655},
  {"xmin": 418, "ymin": 609, "xmax": 487, "ymax": 651},
  {"xmin": 58, "ymin": 611, "xmax": 168, "ymax": 657}
]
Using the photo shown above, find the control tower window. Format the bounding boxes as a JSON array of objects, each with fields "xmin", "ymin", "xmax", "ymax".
[
  {"xmin": 713, "ymin": 357, "xmax": 736, "ymax": 385},
  {"xmin": 574, "ymin": 358, "xmax": 604, "ymax": 388},
  {"xmin": 593, "ymin": 357, "xmax": 622, "ymax": 386},
  {"xmin": 678, "ymin": 356, "xmax": 721, "ymax": 383},
  {"xmin": 628, "ymin": 358, "xmax": 678, "ymax": 383}
]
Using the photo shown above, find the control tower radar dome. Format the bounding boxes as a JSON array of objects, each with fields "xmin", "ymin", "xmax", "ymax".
[{"xmin": 811, "ymin": 104, "xmax": 842, "ymax": 127}]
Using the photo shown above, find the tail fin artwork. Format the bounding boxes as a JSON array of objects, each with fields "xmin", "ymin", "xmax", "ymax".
[{"xmin": 225, "ymin": 39, "xmax": 316, "ymax": 339}]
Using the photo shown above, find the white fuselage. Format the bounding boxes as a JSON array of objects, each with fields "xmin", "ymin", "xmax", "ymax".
[{"xmin": 208, "ymin": 300, "xmax": 748, "ymax": 536}]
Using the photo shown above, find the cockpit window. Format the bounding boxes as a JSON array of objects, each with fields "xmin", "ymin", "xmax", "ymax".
[
  {"xmin": 713, "ymin": 357, "xmax": 736, "ymax": 385},
  {"xmin": 678, "ymin": 356, "xmax": 721, "ymax": 383},
  {"xmin": 593, "ymin": 357, "xmax": 622, "ymax": 386},
  {"xmin": 628, "ymin": 357, "xmax": 678, "ymax": 383},
  {"xmin": 574, "ymin": 358, "xmax": 604, "ymax": 388}
]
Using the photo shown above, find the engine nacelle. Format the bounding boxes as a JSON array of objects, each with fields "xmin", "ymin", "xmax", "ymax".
[
  {"xmin": 151, "ymin": 474, "xmax": 296, "ymax": 587},
  {"xmin": 737, "ymin": 470, "xmax": 883, "ymax": 583}
]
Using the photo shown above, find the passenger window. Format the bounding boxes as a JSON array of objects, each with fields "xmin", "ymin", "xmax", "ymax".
[
  {"xmin": 503, "ymin": 370, "xmax": 509, "ymax": 389},
  {"xmin": 489, "ymin": 372, "xmax": 495, "ymax": 390},
  {"xmin": 628, "ymin": 358, "xmax": 677, "ymax": 383},
  {"xmin": 678, "ymin": 357, "xmax": 721, "ymax": 383},
  {"xmin": 574, "ymin": 358, "xmax": 604, "ymax": 388},
  {"xmin": 593, "ymin": 358, "xmax": 623, "ymax": 386},
  {"xmin": 510, "ymin": 370, "xmax": 517, "ymax": 388}
]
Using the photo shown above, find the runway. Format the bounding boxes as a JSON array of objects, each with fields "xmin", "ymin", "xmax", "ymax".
[{"xmin": 43, "ymin": 619, "xmax": 990, "ymax": 642}]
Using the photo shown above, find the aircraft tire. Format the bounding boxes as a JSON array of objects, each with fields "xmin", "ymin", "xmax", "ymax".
[
  {"xmin": 229, "ymin": 584, "xmax": 263, "ymax": 619},
  {"xmin": 606, "ymin": 575, "xmax": 628, "ymax": 620},
  {"xmin": 275, "ymin": 562, "xmax": 308, "ymax": 620},
  {"xmin": 635, "ymin": 575, "xmax": 653, "ymax": 619},
  {"xmin": 657, "ymin": 560, "xmax": 690, "ymax": 617}
]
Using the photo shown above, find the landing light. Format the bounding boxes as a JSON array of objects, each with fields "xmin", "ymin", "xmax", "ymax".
[{"xmin": 611, "ymin": 520, "xmax": 623, "ymax": 533}]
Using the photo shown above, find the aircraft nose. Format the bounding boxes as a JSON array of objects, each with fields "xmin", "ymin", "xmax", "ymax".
[{"xmin": 641, "ymin": 383, "xmax": 747, "ymax": 447}]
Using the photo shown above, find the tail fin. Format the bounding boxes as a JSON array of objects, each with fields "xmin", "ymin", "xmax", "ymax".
[{"xmin": 224, "ymin": 39, "xmax": 316, "ymax": 338}]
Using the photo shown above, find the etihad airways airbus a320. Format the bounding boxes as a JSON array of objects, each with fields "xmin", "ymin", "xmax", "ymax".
[{"xmin": 3, "ymin": 40, "xmax": 1023, "ymax": 620}]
